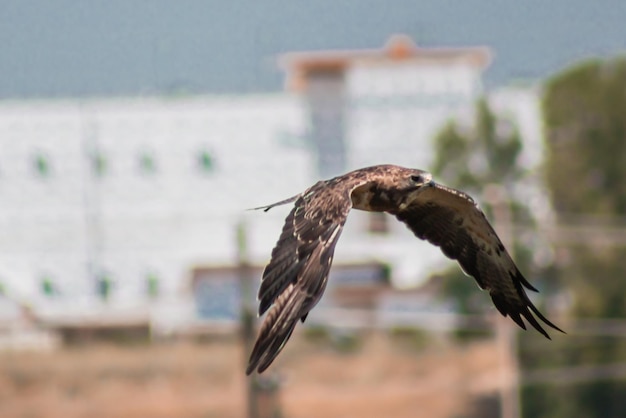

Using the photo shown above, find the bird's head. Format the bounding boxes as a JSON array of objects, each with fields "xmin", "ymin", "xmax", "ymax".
[
  {"xmin": 363, "ymin": 166, "xmax": 434, "ymax": 199},
  {"xmin": 407, "ymin": 170, "xmax": 434, "ymax": 189},
  {"xmin": 373, "ymin": 165, "xmax": 435, "ymax": 194},
  {"xmin": 386, "ymin": 168, "xmax": 434, "ymax": 195}
]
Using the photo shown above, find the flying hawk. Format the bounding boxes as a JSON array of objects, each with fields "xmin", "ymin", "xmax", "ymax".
[{"xmin": 246, "ymin": 164, "xmax": 563, "ymax": 374}]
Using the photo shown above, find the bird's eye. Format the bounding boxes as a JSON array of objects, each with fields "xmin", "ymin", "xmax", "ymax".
[{"xmin": 410, "ymin": 175, "xmax": 423, "ymax": 183}]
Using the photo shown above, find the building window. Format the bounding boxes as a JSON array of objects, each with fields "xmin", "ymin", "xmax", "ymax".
[
  {"xmin": 97, "ymin": 272, "xmax": 113, "ymax": 301},
  {"xmin": 40, "ymin": 275, "xmax": 57, "ymax": 297},
  {"xmin": 33, "ymin": 153, "xmax": 51, "ymax": 178},
  {"xmin": 138, "ymin": 151, "xmax": 156, "ymax": 175},
  {"xmin": 197, "ymin": 149, "xmax": 215, "ymax": 173},
  {"xmin": 146, "ymin": 272, "xmax": 160, "ymax": 299},
  {"xmin": 90, "ymin": 151, "xmax": 107, "ymax": 177},
  {"xmin": 191, "ymin": 267, "xmax": 260, "ymax": 320}
]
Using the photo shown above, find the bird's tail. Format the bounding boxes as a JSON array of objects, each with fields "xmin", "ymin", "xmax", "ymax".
[
  {"xmin": 246, "ymin": 284, "xmax": 302, "ymax": 375},
  {"xmin": 248, "ymin": 194, "xmax": 299, "ymax": 212}
]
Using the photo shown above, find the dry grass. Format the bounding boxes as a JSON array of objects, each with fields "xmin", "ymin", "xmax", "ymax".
[{"xmin": 0, "ymin": 331, "xmax": 500, "ymax": 418}]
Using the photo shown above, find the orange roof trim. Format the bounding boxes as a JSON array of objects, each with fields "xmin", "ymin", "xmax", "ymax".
[{"xmin": 279, "ymin": 34, "xmax": 492, "ymax": 91}]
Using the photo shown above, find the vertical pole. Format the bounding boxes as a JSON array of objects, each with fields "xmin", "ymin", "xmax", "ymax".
[
  {"xmin": 237, "ymin": 221, "xmax": 282, "ymax": 418},
  {"xmin": 496, "ymin": 311, "xmax": 520, "ymax": 418},
  {"xmin": 236, "ymin": 220, "xmax": 259, "ymax": 418},
  {"xmin": 486, "ymin": 185, "xmax": 521, "ymax": 418}
]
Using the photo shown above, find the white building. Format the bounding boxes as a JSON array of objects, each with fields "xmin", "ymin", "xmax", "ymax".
[
  {"xmin": 0, "ymin": 37, "xmax": 548, "ymax": 327},
  {"xmin": 0, "ymin": 95, "xmax": 311, "ymax": 308}
]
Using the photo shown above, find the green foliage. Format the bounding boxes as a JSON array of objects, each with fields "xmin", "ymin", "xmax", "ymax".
[
  {"xmin": 529, "ymin": 56, "xmax": 626, "ymax": 418},
  {"xmin": 543, "ymin": 57, "xmax": 626, "ymax": 317},
  {"xmin": 432, "ymin": 97, "xmax": 524, "ymax": 194},
  {"xmin": 388, "ymin": 326, "xmax": 431, "ymax": 351},
  {"xmin": 543, "ymin": 59, "xmax": 626, "ymax": 215},
  {"xmin": 438, "ymin": 268, "xmax": 485, "ymax": 315},
  {"xmin": 302, "ymin": 326, "xmax": 362, "ymax": 353},
  {"xmin": 430, "ymin": 97, "xmax": 533, "ymax": 314},
  {"xmin": 524, "ymin": 381, "xmax": 626, "ymax": 418},
  {"xmin": 303, "ymin": 325, "xmax": 330, "ymax": 342}
]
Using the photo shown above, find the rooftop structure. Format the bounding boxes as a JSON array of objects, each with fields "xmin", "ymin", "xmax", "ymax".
[{"xmin": 280, "ymin": 35, "xmax": 492, "ymax": 176}]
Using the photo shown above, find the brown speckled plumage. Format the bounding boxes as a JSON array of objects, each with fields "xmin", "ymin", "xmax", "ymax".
[{"xmin": 246, "ymin": 164, "xmax": 563, "ymax": 375}]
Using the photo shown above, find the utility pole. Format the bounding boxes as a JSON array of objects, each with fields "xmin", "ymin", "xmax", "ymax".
[
  {"xmin": 237, "ymin": 220, "xmax": 260, "ymax": 418},
  {"xmin": 484, "ymin": 185, "xmax": 521, "ymax": 418},
  {"xmin": 237, "ymin": 220, "xmax": 282, "ymax": 418}
]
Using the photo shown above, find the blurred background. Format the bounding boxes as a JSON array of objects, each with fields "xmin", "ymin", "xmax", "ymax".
[{"xmin": 0, "ymin": 1, "xmax": 625, "ymax": 417}]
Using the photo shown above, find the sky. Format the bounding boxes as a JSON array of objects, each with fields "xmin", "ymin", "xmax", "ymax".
[{"xmin": 1, "ymin": 0, "xmax": 625, "ymax": 98}]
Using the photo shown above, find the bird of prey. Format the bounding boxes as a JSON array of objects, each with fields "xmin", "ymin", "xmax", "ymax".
[{"xmin": 246, "ymin": 164, "xmax": 563, "ymax": 374}]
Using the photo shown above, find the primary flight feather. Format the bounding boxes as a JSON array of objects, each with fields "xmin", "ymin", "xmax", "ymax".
[{"xmin": 246, "ymin": 164, "xmax": 563, "ymax": 375}]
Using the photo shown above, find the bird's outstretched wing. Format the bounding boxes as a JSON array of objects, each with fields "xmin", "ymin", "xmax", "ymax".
[
  {"xmin": 395, "ymin": 183, "xmax": 564, "ymax": 338},
  {"xmin": 246, "ymin": 179, "xmax": 365, "ymax": 375}
]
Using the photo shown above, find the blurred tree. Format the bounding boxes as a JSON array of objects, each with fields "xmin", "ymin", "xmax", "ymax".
[
  {"xmin": 430, "ymin": 97, "xmax": 536, "ymax": 316},
  {"xmin": 544, "ymin": 60, "xmax": 626, "ymax": 215},
  {"xmin": 432, "ymin": 98, "xmax": 523, "ymax": 195},
  {"xmin": 522, "ymin": 57, "xmax": 626, "ymax": 418}
]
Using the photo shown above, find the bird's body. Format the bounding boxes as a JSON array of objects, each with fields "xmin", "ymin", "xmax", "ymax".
[{"xmin": 246, "ymin": 164, "xmax": 562, "ymax": 375}]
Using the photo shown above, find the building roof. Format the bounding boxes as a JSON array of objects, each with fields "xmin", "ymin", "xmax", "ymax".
[{"xmin": 279, "ymin": 34, "xmax": 492, "ymax": 91}]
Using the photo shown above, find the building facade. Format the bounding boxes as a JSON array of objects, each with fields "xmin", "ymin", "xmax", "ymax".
[
  {"xmin": 0, "ymin": 95, "xmax": 310, "ymax": 308},
  {"xmin": 0, "ymin": 37, "xmax": 548, "ymax": 329}
]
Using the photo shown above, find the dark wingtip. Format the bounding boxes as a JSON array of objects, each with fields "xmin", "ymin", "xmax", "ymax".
[
  {"xmin": 515, "ymin": 270, "xmax": 539, "ymax": 292},
  {"xmin": 257, "ymin": 359, "xmax": 273, "ymax": 374},
  {"xmin": 513, "ymin": 271, "xmax": 565, "ymax": 337},
  {"xmin": 245, "ymin": 365, "xmax": 255, "ymax": 375},
  {"xmin": 508, "ymin": 312, "xmax": 528, "ymax": 331},
  {"xmin": 492, "ymin": 290, "xmax": 564, "ymax": 339},
  {"xmin": 514, "ymin": 302, "xmax": 565, "ymax": 340},
  {"xmin": 246, "ymin": 349, "xmax": 261, "ymax": 375},
  {"xmin": 521, "ymin": 308, "xmax": 551, "ymax": 339},
  {"xmin": 528, "ymin": 302, "xmax": 566, "ymax": 335}
]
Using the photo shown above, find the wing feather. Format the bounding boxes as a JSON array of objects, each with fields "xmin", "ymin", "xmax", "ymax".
[
  {"xmin": 247, "ymin": 178, "xmax": 366, "ymax": 375},
  {"xmin": 395, "ymin": 183, "xmax": 563, "ymax": 338}
]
